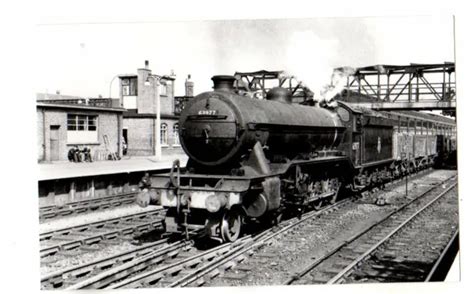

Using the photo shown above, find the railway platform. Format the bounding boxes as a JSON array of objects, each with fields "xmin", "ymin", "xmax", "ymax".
[
  {"xmin": 38, "ymin": 154, "xmax": 188, "ymax": 207},
  {"xmin": 38, "ymin": 154, "xmax": 188, "ymax": 181}
]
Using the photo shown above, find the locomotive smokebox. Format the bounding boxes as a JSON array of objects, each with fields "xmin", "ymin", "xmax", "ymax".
[
  {"xmin": 267, "ymin": 87, "xmax": 292, "ymax": 104},
  {"xmin": 212, "ymin": 75, "xmax": 236, "ymax": 92}
]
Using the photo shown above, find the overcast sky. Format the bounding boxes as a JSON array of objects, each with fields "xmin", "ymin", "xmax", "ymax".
[{"xmin": 35, "ymin": 15, "xmax": 454, "ymax": 98}]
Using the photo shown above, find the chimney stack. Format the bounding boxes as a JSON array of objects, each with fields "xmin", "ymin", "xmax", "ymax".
[
  {"xmin": 144, "ymin": 60, "xmax": 149, "ymax": 69},
  {"xmin": 185, "ymin": 74, "xmax": 194, "ymax": 97}
]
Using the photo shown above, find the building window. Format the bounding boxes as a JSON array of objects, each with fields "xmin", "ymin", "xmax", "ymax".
[
  {"xmin": 67, "ymin": 114, "xmax": 97, "ymax": 131},
  {"xmin": 173, "ymin": 123, "xmax": 180, "ymax": 145},
  {"xmin": 160, "ymin": 82, "xmax": 168, "ymax": 96},
  {"xmin": 122, "ymin": 77, "xmax": 138, "ymax": 96},
  {"xmin": 160, "ymin": 123, "xmax": 168, "ymax": 145},
  {"xmin": 67, "ymin": 114, "xmax": 98, "ymax": 143}
]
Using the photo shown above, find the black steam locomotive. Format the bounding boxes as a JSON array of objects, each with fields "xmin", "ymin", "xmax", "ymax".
[{"xmin": 137, "ymin": 75, "xmax": 456, "ymax": 242}]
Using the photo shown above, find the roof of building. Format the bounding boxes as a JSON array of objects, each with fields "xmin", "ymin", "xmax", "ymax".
[
  {"xmin": 118, "ymin": 74, "xmax": 138, "ymax": 78},
  {"xmin": 37, "ymin": 102, "xmax": 125, "ymax": 112},
  {"xmin": 123, "ymin": 109, "xmax": 179, "ymax": 119},
  {"xmin": 37, "ymin": 92, "xmax": 125, "ymax": 112},
  {"xmin": 37, "ymin": 93, "xmax": 84, "ymax": 100}
]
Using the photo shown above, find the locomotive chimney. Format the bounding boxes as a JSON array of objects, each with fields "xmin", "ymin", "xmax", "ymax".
[
  {"xmin": 211, "ymin": 75, "xmax": 236, "ymax": 92},
  {"xmin": 144, "ymin": 60, "xmax": 149, "ymax": 69}
]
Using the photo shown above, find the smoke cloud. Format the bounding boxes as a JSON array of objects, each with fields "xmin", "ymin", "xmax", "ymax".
[
  {"xmin": 320, "ymin": 66, "xmax": 356, "ymax": 103},
  {"xmin": 285, "ymin": 30, "xmax": 339, "ymax": 102}
]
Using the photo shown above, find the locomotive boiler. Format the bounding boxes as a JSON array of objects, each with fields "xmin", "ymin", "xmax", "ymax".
[{"xmin": 180, "ymin": 75, "xmax": 345, "ymax": 171}]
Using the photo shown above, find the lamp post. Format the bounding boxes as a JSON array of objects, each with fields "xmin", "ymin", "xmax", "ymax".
[
  {"xmin": 146, "ymin": 74, "xmax": 163, "ymax": 160},
  {"xmin": 109, "ymin": 74, "xmax": 120, "ymax": 99}
]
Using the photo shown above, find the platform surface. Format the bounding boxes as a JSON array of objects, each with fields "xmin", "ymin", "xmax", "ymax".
[{"xmin": 38, "ymin": 154, "xmax": 188, "ymax": 181}]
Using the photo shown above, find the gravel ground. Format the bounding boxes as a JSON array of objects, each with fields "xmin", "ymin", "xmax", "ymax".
[
  {"xmin": 207, "ymin": 169, "xmax": 458, "ymax": 287},
  {"xmin": 39, "ymin": 204, "xmax": 161, "ymax": 234},
  {"xmin": 345, "ymin": 186, "xmax": 459, "ymax": 283},
  {"xmin": 361, "ymin": 169, "xmax": 457, "ymax": 207},
  {"xmin": 212, "ymin": 203, "xmax": 394, "ymax": 286},
  {"xmin": 39, "ymin": 203, "xmax": 166, "ymax": 277},
  {"xmin": 40, "ymin": 241, "xmax": 144, "ymax": 277}
]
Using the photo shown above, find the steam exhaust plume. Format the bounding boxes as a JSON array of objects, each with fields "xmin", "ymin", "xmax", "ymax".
[{"xmin": 284, "ymin": 30, "xmax": 356, "ymax": 107}]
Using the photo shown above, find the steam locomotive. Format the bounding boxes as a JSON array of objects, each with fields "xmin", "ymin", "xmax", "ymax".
[{"xmin": 136, "ymin": 75, "xmax": 456, "ymax": 242}]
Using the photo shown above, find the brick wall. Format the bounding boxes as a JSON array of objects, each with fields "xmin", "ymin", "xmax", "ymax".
[
  {"xmin": 160, "ymin": 117, "xmax": 184, "ymax": 156},
  {"xmin": 160, "ymin": 81, "xmax": 175, "ymax": 115},
  {"xmin": 37, "ymin": 107, "xmax": 121, "ymax": 162},
  {"xmin": 37, "ymin": 109, "xmax": 45, "ymax": 161},
  {"xmin": 137, "ymin": 69, "xmax": 157, "ymax": 114},
  {"xmin": 37, "ymin": 109, "xmax": 68, "ymax": 162},
  {"xmin": 97, "ymin": 113, "xmax": 121, "ymax": 158},
  {"xmin": 123, "ymin": 117, "xmax": 155, "ymax": 156},
  {"xmin": 160, "ymin": 95, "xmax": 173, "ymax": 115}
]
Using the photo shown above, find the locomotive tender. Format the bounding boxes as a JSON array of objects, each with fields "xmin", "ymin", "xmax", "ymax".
[{"xmin": 137, "ymin": 75, "xmax": 456, "ymax": 242}]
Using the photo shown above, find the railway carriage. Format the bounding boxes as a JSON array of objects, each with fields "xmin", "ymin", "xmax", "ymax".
[{"xmin": 136, "ymin": 75, "xmax": 456, "ymax": 242}]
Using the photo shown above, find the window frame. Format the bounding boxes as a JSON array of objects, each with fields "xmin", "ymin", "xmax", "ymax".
[
  {"xmin": 160, "ymin": 123, "xmax": 168, "ymax": 145},
  {"xmin": 122, "ymin": 77, "xmax": 138, "ymax": 96},
  {"xmin": 160, "ymin": 82, "xmax": 168, "ymax": 96},
  {"xmin": 66, "ymin": 113, "xmax": 99, "ymax": 144},
  {"xmin": 67, "ymin": 114, "xmax": 98, "ymax": 131},
  {"xmin": 173, "ymin": 123, "xmax": 180, "ymax": 145}
]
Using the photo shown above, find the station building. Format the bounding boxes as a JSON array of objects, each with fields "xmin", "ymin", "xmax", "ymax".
[
  {"xmin": 36, "ymin": 60, "xmax": 193, "ymax": 163},
  {"xmin": 36, "ymin": 93, "xmax": 125, "ymax": 162},
  {"xmin": 118, "ymin": 61, "xmax": 193, "ymax": 158}
]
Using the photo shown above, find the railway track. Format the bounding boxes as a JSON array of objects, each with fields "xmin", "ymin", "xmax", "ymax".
[
  {"xmin": 195, "ymin": 171, "xmax": 457, "ymax": 287},
  {"xmin": 39, "ymin": 193, "xmax": 137, "ymax": 220},
  {"xmin": 40, "ymin": 208, "xmax": 165, "ymax": 258},
  {"xmin": 64, "ymin": 197, "xmax": 352, "ymax": 289},
  {"xmin": 39, "ymin": 169, "xmax": 457, "ymax": 289},
  {"xmin": 41, "ymin": 236, "xmax": 180, "ymax": 289},
  {"xmin": 285, "ymin": 178, "xmax": 458, "ymax": 285}
]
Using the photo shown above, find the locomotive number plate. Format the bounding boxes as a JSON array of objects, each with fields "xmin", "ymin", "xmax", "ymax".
[{"xmin": 198, "ymin": 110, "xmax": 218, "ymax": 115}]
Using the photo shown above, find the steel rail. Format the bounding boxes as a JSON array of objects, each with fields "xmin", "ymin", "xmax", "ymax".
[
  {"xmin": 65, "ymin": 239, "xmax": 193, "ymax": 289},
  {"xmin": 40, "ymin": 209, "xmax": 165, "ymax": 257},
  {"xmin": 40, "ymin": 208, "xmax": 164, "ymax": 241},
  {"xmin": 101, "ymin": 197, "xmax": 350, "ymax": 289},
  {"xmin": 170, "ymin": 198, "xmax": 352, "ymax": 287},
  {"xmin": 327, "ymin": 182, "xmax": 457, "ymax": 284},
  {"xmin": 41, "ymin": 237, "xmax": 171, "ymax": 289},
  {"xmin": 107, "ymin": 235, "xmax": 254, "ymax": 289},
  {"xmin": 284, "ymin": 175, "xmax": 457, "ymax": 285},
  {"xmin": 105, "ymin": 168, "xmax": 439, "ymax": 288},
  {"xmin": 424, "ymin": 228, "xmax": 459, "ymax": 281},
  {"xmin": 39, "ymin": 193, "xmax": 137, "ymax": 220},
  {"xmin": 45, "ymin": 167, "xmax": 446, "ymax": 289}
]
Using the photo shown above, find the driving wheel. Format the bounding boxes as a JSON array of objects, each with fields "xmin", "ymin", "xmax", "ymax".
[{"xmin": 220, "ymin": 210, "xmax": 241, "ymax": 242}]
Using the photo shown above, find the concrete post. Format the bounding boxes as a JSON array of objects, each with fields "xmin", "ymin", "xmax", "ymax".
[
  {"xmin": 89, "ymin": 178, "xmax": 95, "ymax": 198},
  {"xmin": 155, "ymin": 79, "xmax": 162, "ymax": 160},
  {"xmin": 117, "ymin": 113, "xmax": 123, "ymax": 157},
  {"xmin": 70, "ymin": 181, "xmax": 76, "ymax": 202}
]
